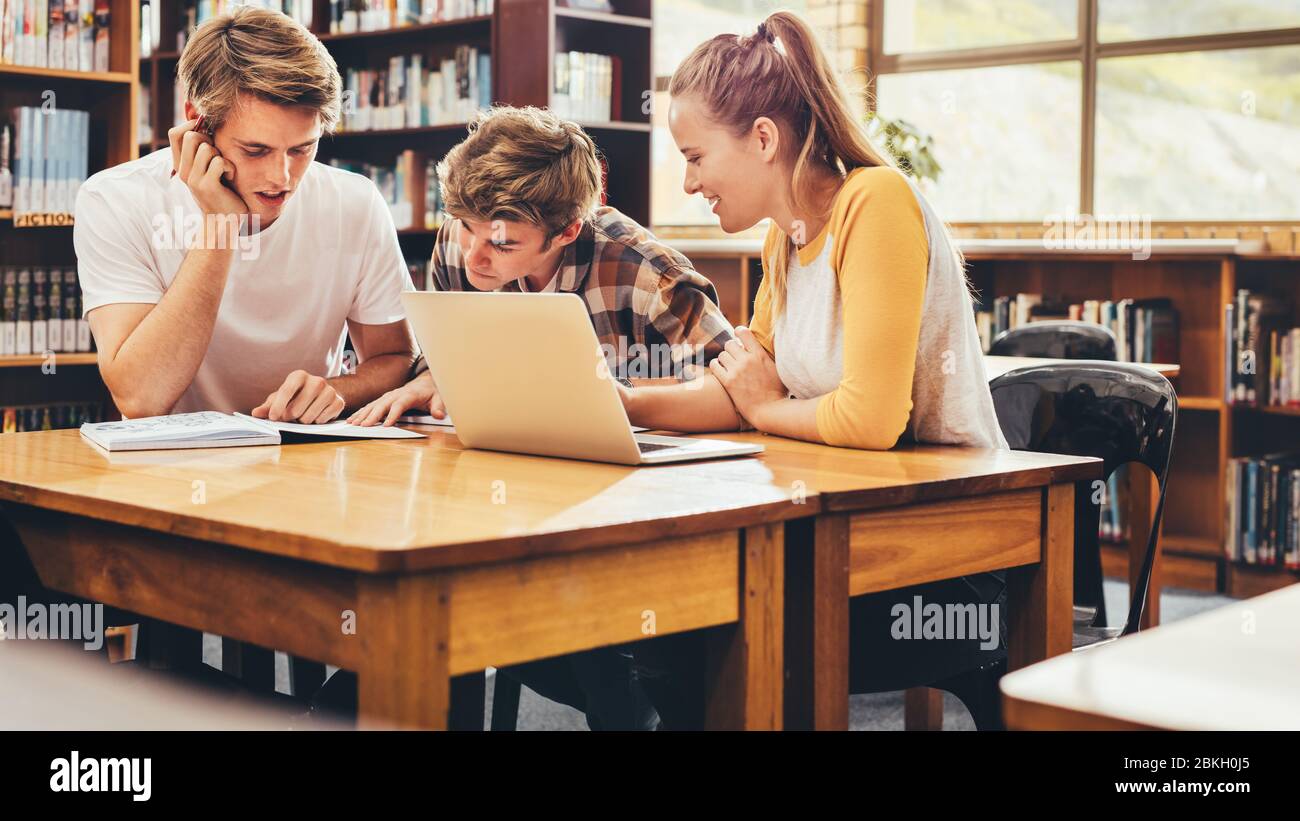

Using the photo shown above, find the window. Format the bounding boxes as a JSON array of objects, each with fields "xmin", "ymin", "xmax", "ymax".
[
  {"xmin": 870, "ymin": 0, "xmax": 1300, "ymax": 221},
  {"xmin": 651, "ymin": 1, "xmax": 811, "ymax": 227}
]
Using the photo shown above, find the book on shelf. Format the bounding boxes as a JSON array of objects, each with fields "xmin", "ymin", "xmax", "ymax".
[
  {"xmin": 189, "ymin": 0, "xmax": 313, "ymax": 32},
  {"xmin": 557, "ymin": 0, "xmax": 614, "ymax": 11},
  {"xmin": 7, "ymin": 105, "xmax": 90, "ymax": 218},
  {"xmin": 328, "ymin": 150, "xmax": 442, "ymax": 231},
  {"xmin": 329, "ymin": 0, "xmax": 493, "ymax": 35},
  {"xmin": 2, "ymin": 400, "xmax": 102, "ymax": 433},
  {"xmin": 974, "ymin": 293, "xmax": 1179, "ymax": 364},
  {"xmin": 552, "ymin": 50, "xmax": 619, "ymax": 123},
  {"xmin": 1227, "ymin": 289, "xmax": 1297, "ymax": 407},
  {"xmin": 339, "ymin": 45, "xmax": 489, "ymax": 131},
  {"xmin": 1226, "ymin": 452, "xmax": 1300, "ymax": 569},
  {"xmin": 137, "ymin": 81, "xmax": 152, "ymax": 144},
  {"xmin": 0, "ymin": 0, "xmax": 105, "ymax": 71},
  {"xmin": 0, "ymin": 266, "xmax": 93, "ymax": 356},
  {"xmin": 79, "ymin": 411, "xmax": 425, "ymax": 452}
]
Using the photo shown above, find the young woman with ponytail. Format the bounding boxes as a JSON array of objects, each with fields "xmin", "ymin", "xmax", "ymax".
[
  {"xmin": 622, "ymin": 11, "xmax": 1005, "ymax": 453},
  {"xmin": 627, "ymin": 12, "xmax": 1011, "ymax": 729}
]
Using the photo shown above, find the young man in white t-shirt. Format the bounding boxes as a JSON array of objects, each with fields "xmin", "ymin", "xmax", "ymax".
[{"xmin": 74, "ymin": 7, "xmax": 416, "ymax": 422}]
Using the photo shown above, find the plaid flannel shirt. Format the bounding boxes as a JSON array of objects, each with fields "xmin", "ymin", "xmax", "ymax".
[{"xmin": 411, "ymin": 207, "xmax": 734, "ymax": 381}]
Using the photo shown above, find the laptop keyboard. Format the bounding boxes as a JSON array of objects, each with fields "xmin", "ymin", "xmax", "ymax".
[{"xmin": 637, "ymin": 441, "xmax": 678, "ymax": 453}]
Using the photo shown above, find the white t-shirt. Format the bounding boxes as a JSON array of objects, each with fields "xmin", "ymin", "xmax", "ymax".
[{"xmin": 74, "ymin": 149, "xmax": 413, "ymax": 415}]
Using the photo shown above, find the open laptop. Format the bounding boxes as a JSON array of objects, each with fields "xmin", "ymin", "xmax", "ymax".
[{"xmin": 401, "ymin": 291, "xmax": 764, "ymax": 465}]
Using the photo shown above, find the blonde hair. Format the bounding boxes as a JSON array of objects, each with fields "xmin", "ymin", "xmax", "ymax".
[
  {"xmin": 177, "ymin": 6, "xmax": 341, "ymax": 133},
  {"xmin": 671, "ymin": 11, "xmax": 950, "ymax": 317},
  {"xmin": 438, "ymin": 106, "xmax": 602, "ymax": 244}
]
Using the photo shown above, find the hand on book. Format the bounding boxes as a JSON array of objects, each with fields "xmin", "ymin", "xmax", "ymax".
[
  {"xmin": 250, "ymin": 370, "xmax": 347, "ymax": 425},
  {"xmin": 348, "ymin": 372, "xmax": 445, "ymax": 427},
  {"xmin": 169, "ymin": 117, "xmax": 250, "ymax": 228}
]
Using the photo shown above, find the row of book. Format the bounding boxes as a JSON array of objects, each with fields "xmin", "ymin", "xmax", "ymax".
[
  {"xmin": 1226, "ymin": 453, "xmax": 1300, "ymax": 568},
  {"xmin": 974, "ymin": 293, "xmax": 1179, "ymax": 364},
  {"xmin": 327, "ymin": 0, "xmax": 493, "ymax": 35},
  {"xmin": 338, "ymin": 46, "xmax": 489, "ymax": 131},
  {"xmin": 552, "ymin": 51, "xmax": 621, "ymax": 124},
  {"xmin": 1226, "ymin": 289, "xmax": 1300, "ymax": 407},
  {"xmin": 1, "ymin": 267, "xmax": 94, "ymax": 355},
  {"xmin": 4, "ymin": 107, "xmax": 91, "ymax": 217},
  {"xmin": 0, "ymin": 0, "xmax": 111, "ymax": 71},
  {"xmin": 328, "ymin": 151, "xmax": 443, "ymax": 231},
  {"xmin": 2, "ymin": 401, "xmax": 104, "ymax": 433}
]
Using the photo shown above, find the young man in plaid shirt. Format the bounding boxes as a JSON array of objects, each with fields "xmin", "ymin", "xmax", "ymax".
[
  {"xmin": 335, "ymin": 106, "xmax": 735, "ymax": 729},
  {"xmin": 349, "ymin": 105, "xmax": 735, "ymax": 426}
]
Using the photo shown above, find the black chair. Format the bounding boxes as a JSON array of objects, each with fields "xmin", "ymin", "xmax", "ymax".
[
  {"xmin": 938, "ymin": 362, "xmax": 1177, "ymax": 729},
  {"xmin": 989, "ymin": 320, "xmax": 1117, "ymax": 361},
  {"xmin": 989, "ymin": 320, "xmax": 1118, "ymax": 627}
]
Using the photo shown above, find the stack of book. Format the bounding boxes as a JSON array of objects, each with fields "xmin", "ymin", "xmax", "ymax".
[
  {"xmin": 975, "ymin": 293, "xmax": 1179, "ymax": 363},
  {"xmin": 327, "ymin": 0, "xmax": 493, "ymax": 35},
  {"xmin": 328, "ymin": 152, "xmax": 442, "ymax": 231},
  {"xmin": 339, "ymin": 46, "xmax": 490, "ymax": 131},
  {"xmin": 1, "ymin": 267, "xmax": 94, "ymax": 356},
  {"xmin": 1, "ymin": 401, "xmax": 103, "ymax": 433},
  {"xmin": 1225, "ymin": 452, "xmax": 1300, "ymax": 569},
  {"xmin": 551, "ymin": 51, "xmax": 619, "ymax": 123},
  {"xmin": 1226, "ymin": 289, "xmax": 1299, "ymax": 407},
  {"xmin": 5, "ymin": 106, "xmax": 91, "ymax": 219},
  {"xmin": 189, "ymin": 0, "xmax": 313, "ymax": 33},
  {"xmin": 0, "ymin": 0, "xmax": 111, "ymax": 71}
]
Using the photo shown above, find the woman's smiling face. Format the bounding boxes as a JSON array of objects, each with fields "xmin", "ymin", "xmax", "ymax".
[{"xmin": 669, "ymin": 93, "xmax": 782, "ymax": 234}]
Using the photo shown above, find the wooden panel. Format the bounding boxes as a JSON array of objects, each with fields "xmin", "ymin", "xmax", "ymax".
[
  {"xmin": 1008, "ymin": 483, "xmax": 1074, "ymax": 670},
  {"xmin": 905, "ymin": 687, "xmax": 944, "ymax": 731},
  {"xmin": 1101, "ymin": 544, "xmax": 1219, "ymax": 593},
  {"xmin": 848, "ymin": 489, "xmax": 1042, "ymax": 596},
  {"xmin": 1226, "ymin": 564, "xmax": 1300, "ymax": 599},
  {"xmin": 448, "ymin": 531, "xmax": 739, "ymax": 675},
  {"xmin": 1003, "ymin": 698, "xmax": 1153, "ymax": 731},
  {"xmin": 4, "ymin": 503, "xmax": 364, "ymax": 671}
]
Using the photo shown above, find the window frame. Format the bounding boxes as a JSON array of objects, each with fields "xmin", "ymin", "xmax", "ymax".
[{"xmin": 867, "ymin": 0, "xmax": 1300, "ymax": 218}]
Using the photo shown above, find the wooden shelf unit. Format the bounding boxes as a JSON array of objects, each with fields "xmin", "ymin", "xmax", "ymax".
[
  {"xmin": 1, "ymin": 0, "xmax": 137, "ymax": 425},
  {"xmin": 136, "ymin": 0, "xmax": 655, "ymax": 239}
]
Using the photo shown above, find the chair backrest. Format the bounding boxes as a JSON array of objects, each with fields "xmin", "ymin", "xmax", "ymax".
[
  {"xmin": 990, "ymin": 363, "xmax": 1177, "ymax": 635},
  {"xmin": 989, "ymin": 320, "xmax": 1118, "ymax": 361}
]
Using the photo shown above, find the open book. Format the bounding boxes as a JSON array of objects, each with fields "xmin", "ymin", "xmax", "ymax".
[{"xmin": 79, "ymin": 411, "xmax": 425, "ymax": 452}]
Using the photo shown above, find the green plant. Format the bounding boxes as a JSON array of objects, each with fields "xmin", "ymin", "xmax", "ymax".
[{"xmin": 864, "ymin": 112, "xmax": 943, "ymax": 184}]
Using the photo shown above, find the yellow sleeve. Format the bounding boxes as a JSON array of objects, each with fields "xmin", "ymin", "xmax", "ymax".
[
  {"xmin": 815, "ymin": 168, "xmax": 929, "ymax": 449},
  {"xmin": 745, "ymin": 222, "xmax": 785, "ymax": 356}
]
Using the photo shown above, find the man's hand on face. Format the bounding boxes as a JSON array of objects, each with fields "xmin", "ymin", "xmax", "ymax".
[
  {"xmin": 251, "ymin": 370, "xmax": 347, "ymax": 424},
  {"xmin": 169, "ymin": 117, "xmax": 250, "ymax": 223}
]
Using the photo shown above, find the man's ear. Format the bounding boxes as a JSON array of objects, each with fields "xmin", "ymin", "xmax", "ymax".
[
  {"xmin": 752, "ymin": 117, "xmax": 781, "ymax": 163},
  {"xmin": 553, "ymin": 220, "xmax": 584, "ymax": 248},
  {"xmin": 183, "ymin": 100, "xmax": 200, "ymax": 123}
]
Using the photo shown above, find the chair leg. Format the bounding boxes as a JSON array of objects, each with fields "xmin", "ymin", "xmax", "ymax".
[
  {"xmin": 904, "ymin": 687, "xmax": 944, "ymax": 731},
  {"xmin": 932, "ymin": 658, "xmax": 1006, "ymax": 731},
  {"xmin": 289, "ymin": 658, "xmax": 327, "ymax": 700},
  {"xmin": 491, "ymin": 669, "xmax": 522, "ymax": 731}
]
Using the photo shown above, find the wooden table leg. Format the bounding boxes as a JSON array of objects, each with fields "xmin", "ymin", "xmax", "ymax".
[
  {"xmin": 1008, "ymin": 483, "xmax": 1074, "ymax": 670},
  {"xmin": 1127, "ymin": 464, "xmax": 1163, "ymax": 629},
  {"xmin": 784, "ymin": 515, "xmax": 849, "ymax": 731},
  {"xmin": 905, "ymin": 687, "xmax": 944, "ymax": 731},
  {"xmin": 704, "ymin": 523, "xmax": 784, "ymax": 730},
  {"xmin": 356, "ymin": 573, "xmax": 451, "ymax": 730}
]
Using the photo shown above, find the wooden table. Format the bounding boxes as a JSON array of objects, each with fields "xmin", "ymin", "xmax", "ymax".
[
  {"xmin": 1001, "ymin": 585, "xmax": 1300, "ymax": 730},
  {"xmin": 690, "ymin": 432, "xmax": 1101, "ymax": 730},
  {"xmin": 0, "ymin": 427, "xmax": 1098, "ymax": 730}
]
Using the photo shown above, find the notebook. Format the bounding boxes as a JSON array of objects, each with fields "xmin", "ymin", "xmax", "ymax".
[{"xmin": 79, "ymin": 411, "xmax": 425, "ymax": 452}]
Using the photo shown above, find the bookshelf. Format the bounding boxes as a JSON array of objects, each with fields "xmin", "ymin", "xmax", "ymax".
[
  {"xmin": 1, "ymin": 0, "xmax": 138, "ymax": 426},
  {"xmin": 136, "ymin": 0, "xmax": 654, "ymax": 270}
]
